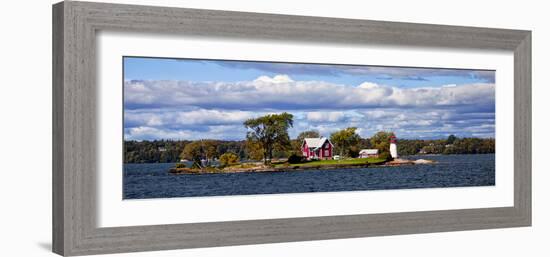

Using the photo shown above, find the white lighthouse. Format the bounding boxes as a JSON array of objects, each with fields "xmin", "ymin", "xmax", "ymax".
[{"xmin": 389, "ymin": 135, "xmax": 398, "ymax": 158}]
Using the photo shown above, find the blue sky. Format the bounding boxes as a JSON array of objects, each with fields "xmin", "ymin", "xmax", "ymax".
[
  {"xmin": 124, "ymin": 57, "xmax": 494, "ymax": 88},
  {"xmin": 123, "ymin": 57, "xmax": 495, "ymax": 141}
]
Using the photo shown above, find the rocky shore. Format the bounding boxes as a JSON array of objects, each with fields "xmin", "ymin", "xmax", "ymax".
[
  {"xmin": 169, "ymin": 162, "xmax": 373, "ymax": 174},
  {"xmin": 384, "ymin": 158, "xmax": 436, "ymax": 166},
  {"xmin": 169, "ymin": 158, "xmax": 436, "ymax": 175}
]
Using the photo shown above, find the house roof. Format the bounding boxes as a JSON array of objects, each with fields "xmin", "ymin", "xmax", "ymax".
[
  {"xmin": 303, "ymin": 137, "xmax": 332, "ymax": 149},
  {"xmin": 359, "ymin": 149, "xmax": 379, "ymax": 154}
]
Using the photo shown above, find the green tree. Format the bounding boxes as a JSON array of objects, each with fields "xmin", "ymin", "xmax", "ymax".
[
  {"xmin": 291, "ymin": 130, "xmax": 321, "ymax": 155},
  {"xmin": 296, "ymin": 130, "xmax": 320, "ymax": 142},
  {"xmin": 446, "ymin": 134, "xmax": 457, "ymax": 145},
  {"xmin": 370, "ymin": 131, "xmax": 396, "ymax": 156},
  {"xmin": 289, "ymin": 139, "xmax": 303, "ymax": 156},
  {"xmin": 219, "ymin": 152, "xmax": 240, "ymax": 167},
  {"xmin": 244, "ymin": 112, "xmax": 294, "ymax": 164},
  {"xmin": 123, "ymin": 135, "xmax": 496, "ymax": 163},
  {"xmin": 330, "ymin": 127, "xmax": 360, "ymax": 158}
]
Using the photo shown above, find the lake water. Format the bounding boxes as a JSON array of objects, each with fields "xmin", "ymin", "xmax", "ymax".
[{"xmin": 123, "ymin": 154, "xmax": 495, "ymax": 199}]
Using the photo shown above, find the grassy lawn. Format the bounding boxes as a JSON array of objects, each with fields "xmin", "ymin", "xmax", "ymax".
[{"xmin": 274, "ymin": 157, "xmax": 386, "ymax": 168}]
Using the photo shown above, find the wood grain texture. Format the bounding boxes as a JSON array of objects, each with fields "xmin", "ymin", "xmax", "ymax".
[
  {"xmin": 52, "ymin": 1, "xmax": 532, "ymax": 256},
  {"xmin": 514, "ymin": 32, "xmax": 532, "ymax": 225},
  {"xmin": 52, "ymin": 2, "xmax": 65, "ymax": 255}
]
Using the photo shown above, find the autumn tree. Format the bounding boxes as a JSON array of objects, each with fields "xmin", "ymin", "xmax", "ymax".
[
  {"xmin": 180, "ymin": 140, "xmax": 219, "ymax": 167},
  {"xmin": 330, "ymin": 127, "xmax": 361, "ymax": 158},
  {"xmin": 245, "ymin": 140, "xmax": 264, "ymax": 161},
  {"xmin": 180, "ymin": 141, "xmax": 202, "ymax": 163},
  {"xmin": 219, "ymin": 152, "xmax": 240, "ymax": 167},
  {"xmin": 201, "ymin": 140, "xmax": 219, "ymax": 161},
  {"xmin": 244, "ymin": 112, "xmax": 294, "ymax": 164}
]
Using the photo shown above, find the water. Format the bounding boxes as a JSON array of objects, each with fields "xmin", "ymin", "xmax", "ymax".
[{"xmin": 123, "ymin": 154, "xmax": 495, "ymax": 199}]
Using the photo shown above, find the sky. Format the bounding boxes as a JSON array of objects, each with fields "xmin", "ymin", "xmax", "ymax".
[{"xmin": 123, "ymin": 57, "xmax": 496, "ymax": 141}]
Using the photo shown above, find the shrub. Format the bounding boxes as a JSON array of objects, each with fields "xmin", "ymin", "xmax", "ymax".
[
  {"xmin": 219, "ymin": 152, "xmax": 240, "ymax": 167},
  {"xmin": 349, "ymin": 146, "xmax": 360, "ymax": 158},
  {"xmin": 379, "ymin": 152, "xmax": 393, "ymax": 161},
  {"xmin": 287, "ymin": 154, "xmax": 304, "ymax": 164}
]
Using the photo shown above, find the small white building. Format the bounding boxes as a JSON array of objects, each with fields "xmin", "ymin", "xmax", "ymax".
[{"xmin": 358, "ymin": 149, "xmax": 379, "ymax": 158}]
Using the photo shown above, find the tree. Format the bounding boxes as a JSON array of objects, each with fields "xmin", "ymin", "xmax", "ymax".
[
  {"xmin": 124, "ymin": 140, "xmax": 188, "ymax": 163},
  {"xmin": 296, "ymin": 130, "xmax": 320, "ymax": 142},
  {"xmin": 181, "ymin": 141, "xmax": 203, "ymax": 163},
  {"xmin": 201, "ymin": 140, "xmax": 219, "ymax": 161},
  {"xmin": 290, "ymin": 139, "xmax": 303, "ymax": 156},
  {"xmin": 330, "ymin": 127, "xmax": 360, "ymax": 158},
  {"xmin": 446, "ymin": 134, "xmax": 457, "ymax": 145},
  {"xmin": 244, "ymin": 112, "xmax": 294, "ymax": 164},
  {"xmin": 219, "ymin": 152, "xmax": 239, "ymax": 167},
  {"xmin": 124, "ymin": 136, "xmax": 496, "ymax": 163},
  {"xmin": 245, "ymin": 140, "xmax": 264, "ymax": 161},
  {"xmin": 179, "ymin": 139, "xmax": 219, "ymax": 167},
  {"xmin": 290, "ymin": 130, "xmax": 321, "ymax": 155},
  {"xmin": 370, "ymin": 131, "xmax": 396, "ymax": 156}
]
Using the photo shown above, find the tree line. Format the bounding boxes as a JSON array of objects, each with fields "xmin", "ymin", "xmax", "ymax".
[
  {"xmin": 397, "ymin": 136, "xmax": 495, "ymax": 156},
  {"xmin": 124, "ymin": 139, "xmax": 248, "ymax": 163},
  {"xmin": 124, "ymin": 113, "xmax": 495, "ymax": 163}
]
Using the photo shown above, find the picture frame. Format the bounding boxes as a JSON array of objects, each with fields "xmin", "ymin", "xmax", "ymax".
[{"xmin": 52, "ymin": 1, "xmax": 531, "ymax": 256}]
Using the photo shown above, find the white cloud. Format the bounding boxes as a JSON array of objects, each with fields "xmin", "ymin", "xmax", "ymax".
[
  {"xmin": 124, "ymin": 75, "xmax": 495, "ymax": 111},
  {"xmin": 126, "ymin": 108, "xmax": 495, "ymax": 140},
  {"xmin": 125, "ymin": 109, "xmax": 258, "ymax": 127},
  {"xmin": 126, "ymin": 126, "xmax": 194, "ymax": 140},
  {"xmin": 357, "ymin": 82, "xmax": 380, "ymax": 89},
  {"xmin": 306, "ymin": 111, "xmax": 346, "ymax": 122},
  {"xmin": 253, "ymin": 74, "xmax": 294, "ymax": 84},
  {"xmin": 125, "ymin": 124, "xmax": 248, "ymax": 141},
  {"xmin": 123, "ymin": 75, "xmax": 495, "ymax": 140}
]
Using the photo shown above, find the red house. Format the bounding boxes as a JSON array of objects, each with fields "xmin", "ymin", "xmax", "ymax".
[{"xmin": 302, "ymin": 137, "xmax": 334, "ymax": 160}]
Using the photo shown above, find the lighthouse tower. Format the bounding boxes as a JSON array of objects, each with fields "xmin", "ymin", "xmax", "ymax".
[{"xmin": 389, "ymin": 135, "xmax": 398, "ymax": 158}]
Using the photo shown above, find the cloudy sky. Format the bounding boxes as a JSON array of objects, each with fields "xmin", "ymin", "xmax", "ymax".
[{"xmin": 123, "ymin": 57, "xmax": 495, "ymax": 141}]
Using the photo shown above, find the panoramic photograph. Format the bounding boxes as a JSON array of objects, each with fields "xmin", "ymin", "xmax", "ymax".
[{"xmin": 123, "ymin": 57, "xmax": 496, "ymax": 199}]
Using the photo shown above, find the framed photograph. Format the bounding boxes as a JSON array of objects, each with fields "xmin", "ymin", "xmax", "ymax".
[{"xmin": 53, "ymin": 1, "xmax": 531, "ymax": 256}]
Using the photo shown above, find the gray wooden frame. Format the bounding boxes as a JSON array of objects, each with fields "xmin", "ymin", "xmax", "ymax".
[{"xmin": 52, "ymin": 1, "xmax": 531, "ymax": 256}]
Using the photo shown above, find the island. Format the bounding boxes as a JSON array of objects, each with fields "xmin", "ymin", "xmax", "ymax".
[
  {"xmin": 123, "ymin": 112, "xmax": 493, "ymax": 175},
  {"xmin": 168, "ymin": 156, "xmax": 438, "ymax": 174},
  {"xmin": 169, "ymin": 157, "xmax": 388, "ymax": 174}
]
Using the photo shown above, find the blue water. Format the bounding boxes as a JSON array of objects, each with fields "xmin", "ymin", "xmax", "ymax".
[{"xmin": 123, "ymin": 154, "xmax": 495, "ymax": 199}]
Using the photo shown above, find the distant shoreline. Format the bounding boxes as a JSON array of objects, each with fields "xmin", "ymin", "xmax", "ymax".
[
  {"xmin": 124, "ymin": 153, "xmax": 492, "ymax": 165},
  {"xmin": 124, "ymin": 137, "xmax": 495, "ymax": 164}
]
